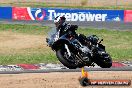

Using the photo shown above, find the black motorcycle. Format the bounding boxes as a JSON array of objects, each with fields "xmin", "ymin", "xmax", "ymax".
[{"xmin": 46, "ymin": 28, "xmax": 112, "ymax": 69}]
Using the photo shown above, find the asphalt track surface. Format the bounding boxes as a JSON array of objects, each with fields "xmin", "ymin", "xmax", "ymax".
[
  {"xmin": 0, "ymin": 19, "xmax": 132, "ymax": 73},
  {"xmin": 1, "ymin": 20, "xmax": 132, "ymax": 30},
  {"xmin": 0, "ymin": 67, "xmax": 132, "ymax": 74}
]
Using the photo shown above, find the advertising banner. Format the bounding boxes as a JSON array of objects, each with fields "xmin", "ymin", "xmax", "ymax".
[
  {"xmin": 124, "ymin": 10, "xmax": 132, "ymax": 22},
  {"xmin": 46, "ymin": 8, "xmax": 124, "ymax": 22},
  {"xmin": 12, "ymin": 7, "xmax": 124, "ymax": 22},
  {"xmin": 0, "ymin": 7, "xmax": 12, "ymax": 19},
  {"xmin": 12, "ymin": 7, "xmax": 46, "ymax": 21}
]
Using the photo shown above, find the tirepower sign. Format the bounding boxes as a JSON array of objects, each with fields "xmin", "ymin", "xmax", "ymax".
[
  {"xmin": 12, "ymin": 7, "xmax": 124, "ymax": 22},
  {"xmin": 47, "ymin": 9, "xmax": 124, "ymax": 22},
  {"xmin": 0, "ymin": 7, "xmax": 131, "ymax": 22}
]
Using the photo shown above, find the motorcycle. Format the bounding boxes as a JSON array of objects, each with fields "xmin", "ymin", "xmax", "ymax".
[{"xmin": 46, "ymin": 28, "xmax": 112, "ymax": 69}]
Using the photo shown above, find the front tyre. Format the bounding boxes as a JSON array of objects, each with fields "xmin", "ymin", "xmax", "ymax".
[
  {"xmin": 95, "ymin": 53, "xmax": 112, "ymax": 68},
  {"xmin": 56, "ymin": 49, "xmax": 78, "ymax": 69}
]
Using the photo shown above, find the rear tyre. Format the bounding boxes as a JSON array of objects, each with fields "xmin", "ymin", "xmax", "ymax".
[{"xmin": 56, "ymin": 48, "xmax": 78, "ymax": 69}]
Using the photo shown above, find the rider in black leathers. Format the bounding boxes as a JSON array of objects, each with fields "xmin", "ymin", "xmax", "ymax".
[
  {"xmin": 46, "ymin": 15, "xmax": 89, "ymax": 48},
  {"xmin": 46, "ymin": 16, "xmax": 91, "ymax": 60},
  {"xmin": 53, "ymin": 16, "xmax": 91, "ymax": 60},
  {"xmin": 54, "ymin": 16, "xmax": 77, "ymax": 37},
  {"xmin": 53, "ymin": 16, "xmax": 88, "ymax": 45}
]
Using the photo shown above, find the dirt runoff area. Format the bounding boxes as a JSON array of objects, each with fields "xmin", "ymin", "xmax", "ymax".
[
  {"xmin": 0, "ymin": 31, "xmax": 48, "ymax": 54},
  {"xmin": 0, "ymin": 71, "xmax": 131, "ymax": 88}
]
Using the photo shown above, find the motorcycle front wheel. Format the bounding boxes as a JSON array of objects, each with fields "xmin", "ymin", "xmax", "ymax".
[
  {"xmin": 95, "ymin": 53, "xmax": 112, "ymax": 68},
  {"xmin": 56, "ymin": 47, "xmax": 78, "ymax": 69}
]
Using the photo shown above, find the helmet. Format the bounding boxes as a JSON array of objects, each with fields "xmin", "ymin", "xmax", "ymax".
[{"xmin": 54, "ymin": 16, "xmax": 66, "ymax": 27}]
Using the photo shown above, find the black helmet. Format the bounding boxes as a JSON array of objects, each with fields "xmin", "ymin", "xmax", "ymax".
[{"xmin": 54, "ymin": 16, "xmax": 66, "ymax": 27}]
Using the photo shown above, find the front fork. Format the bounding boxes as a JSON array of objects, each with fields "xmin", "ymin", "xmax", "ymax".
[{"xmin": 64, "ymin": 44, "xmax": 71, "ymax": 57}]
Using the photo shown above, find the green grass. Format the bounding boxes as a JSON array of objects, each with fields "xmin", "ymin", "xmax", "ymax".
[
  {"xmin": 0, "ymin": 24, "xmax": 59, "ymax": 65},
  {"xmin": 13, "ymin": 3, "xmax": 132, "ymax": 10},
  {"xmin": 0, "ymin": 53, "xmax": 57, "ymax": 65},
  {"xmin": 77, "ymin": 28, "xmax": 132, "ymax": 61},
  {"xmin": 0, "ymin": 24, "xmax": 132, "ymax": 64},
  {"xmin": 0, "ymin": 2, "xmax": 132, "ymax": 10},
  {"xmin": 0, "ymin": 24, "xmax": 49, "ymax": 35}
]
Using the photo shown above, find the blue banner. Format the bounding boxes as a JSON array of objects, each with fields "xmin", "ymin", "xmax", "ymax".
[
  {"xmin": 42, "ymin": 8, "xmax": 124, "ymax": 22},
  {"xmin": 12, "ymin": 7, "xmax": 124, "ymax": 22},
  {"xmin": 43, "ymin": 8, "xmax": 124, "ymax": 21},
  {"xmin": 0, "ymin": 7, "xmax": 12, "ymax": 19}
]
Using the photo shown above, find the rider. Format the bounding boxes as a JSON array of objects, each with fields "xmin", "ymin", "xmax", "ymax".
[
  {"xmin": 46, "ymin": 15, "xmax": 76, "ymax": 46},
  {"xmin": 53, "ymin": 16, "xmax": 91, "ymax": 60},
  {"xmin": 54, "ymin": 15, "xmax": 88, "ymax": 45},
  {"xmin": 46, "ymin": 15, "xmax": 88, "ymax": 46},
  {"xmin": 54, "ymin": 15, "xmax": 78, "ymax": 37}
]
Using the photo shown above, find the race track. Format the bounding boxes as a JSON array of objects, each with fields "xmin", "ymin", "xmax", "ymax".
[
  {"xmin": 0, "ymin": 67, "xmax": 132, "ymax": 74},
  {"xmin": 0, "ymin": 19, "xmax": 131, "ymax": 87},
  {"xmin": 1, "ymin": 20, "xmax": 132, "ymax": 30}
]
